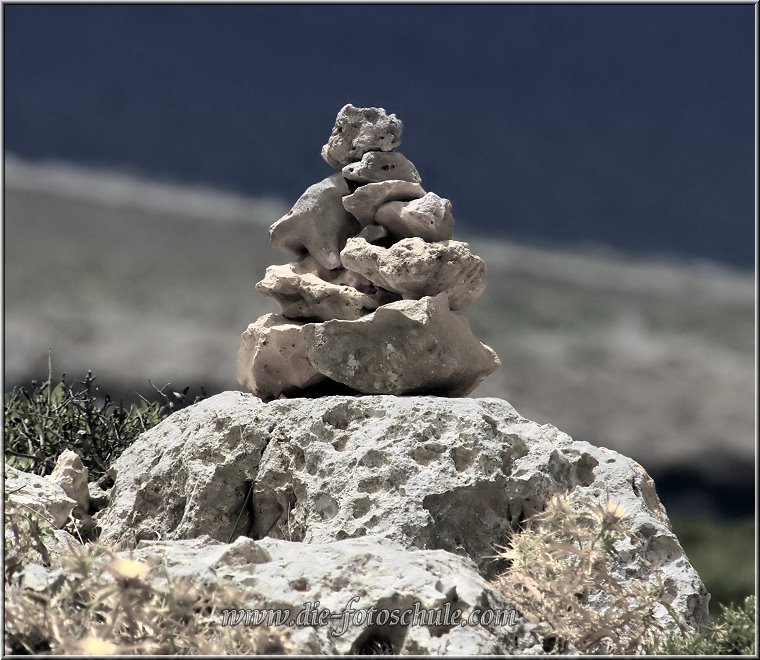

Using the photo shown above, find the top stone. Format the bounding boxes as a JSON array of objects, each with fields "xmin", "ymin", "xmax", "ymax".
[{"xmin": 321, "ymin": 104, "xmax": 403, "ymax": 168}]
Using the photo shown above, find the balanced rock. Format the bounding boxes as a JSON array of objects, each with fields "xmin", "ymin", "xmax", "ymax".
[
  {"xmin": 237, "ymin": 314, "xmax": 325, "ymax": 400},
  {"xmin": 342, "ymin": 151, "xmax": 421, "ymax": 184},
  {"xmin": 375, "ymin": 192, "xmax": 454, "ymax": 242},
  {"xmin": 321, "ymin": 104, "xmax": 403, "ymax": 168},
  {"xmin": 269, "ymin": 174, "xmax": 359, "ymax": 270},
  {"xmin": 341, "ymin": 237, "xmax": 487, "ymax": 310},
  {"xmin": 97, "ymin": 391, "xmax": 709, "ymax": 633},
  {"xmin": 256, "ymin": 256, "xmax": 398, "ymax": 321},
  {"xmin": 302, "ymin": 294, "xmax": 499, "ymax": 396},
  {"xmin": 342, "ymin": 180, "xmax": 425, "ymax": 226}
]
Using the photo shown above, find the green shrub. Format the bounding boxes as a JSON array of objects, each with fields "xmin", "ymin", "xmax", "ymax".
[
  {"xmin": 650, "ymin": 596, "xmax": 756, "ymax": 655},
  {"xmin": 4, "ymin": 371, "xmax": 205, "ymax": 482}
]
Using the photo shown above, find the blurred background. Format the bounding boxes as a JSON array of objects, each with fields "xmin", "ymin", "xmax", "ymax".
[{"xmin": 3, "ymin": 5, "xmax": 755, "ymax": 610}]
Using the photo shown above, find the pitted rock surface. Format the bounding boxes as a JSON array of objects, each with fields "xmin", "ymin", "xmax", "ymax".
[
  {"xmin": 321, "ymin": 104, "xmax": 403, "ymax": 168},
  {"xmin": 97, "ymin": 391, "xmax": 709, "ymax": 632}
]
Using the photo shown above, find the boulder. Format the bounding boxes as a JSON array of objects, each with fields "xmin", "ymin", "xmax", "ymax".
[
  {"xmin": 4, "ymin": 465, "xmax": 77, "ymax": 528},
  {"xmin": 128, "ymin": 534, "xmax": 546, "ymax": 655},
  {"xmin": 375, "ymin": 192, "xmax": 454, "ymax": 242},
  {"xmin": 342, "ymin": 180, "xmax": 425, "ymax": 226},
  {"xmin": 342, "ymin": 151, "xmax": 421, "ymax": 184},
  {"xmin": 256, "ymin": 257, "xmax": 398, "ymax": 321},
  {"xmin": 303, "ymin": 294, "xmax": 499, "ymax": 396},
  {"xmin": 97, "ymin": 391, "xmax": 709, "ymax": 633},
  {"xmin": 269, "ymin": 174, "xmax": 359, "ymax": 270},
  {"xmin": 49, "ymin": 449, "xmax": 90, "ymax": 514},
  {"xmin": 236, "ymin": 314, "xmax": 326, "ymax": 400},
  {"xmin": 341, "ymin": 237, "xmax": 487, "ymax": 310},
  {"xmin": 321, "ymin": 104, "xmax": 403, "ymax": 168}
]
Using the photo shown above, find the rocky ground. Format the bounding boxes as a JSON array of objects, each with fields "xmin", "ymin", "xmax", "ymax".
[{"xmin": 3, "ymin": 159, "xmax": 755, "ymax": 518}]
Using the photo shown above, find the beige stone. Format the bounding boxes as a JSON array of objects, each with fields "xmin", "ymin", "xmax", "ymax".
[
  {"xmin": 341, "ymin": 237, "xmax": 487, "ymax": 310},
  {"xmin": 303, "ymin": 294, "xmax": 500, "ymax": 396},
  {"xmin": 321, "ymin": 104, "xmax": 403, "ymax": 168},
  {"xmin": 375, "ymin": 192, "xmax": 454, "ymax": 242},
  {"xmin": 342, "ymin": 151, "xmax": 421, "ymax": 184},
  {"xmin": 236, "ymin": 314, "xmax": 325, "ymax": 400},
  {"xmin": 269, "ymin": 174, "xmax": 359, "ymax": 270},
  {"xmin": 342, "ymin": 180, "xmax": 425, "ymax": 226},
  {"xmin": 256, "ymin": 256, "xmax": 398, "ymax": 321},
  {"xmin": 49, "ymin": 449, "xmax": 90, "ymax": 514}
]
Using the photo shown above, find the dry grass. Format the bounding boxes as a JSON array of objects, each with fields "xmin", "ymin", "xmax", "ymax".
[{"xmin": 493, "ymin": 495, "xmax": 685, "ymax": 654}]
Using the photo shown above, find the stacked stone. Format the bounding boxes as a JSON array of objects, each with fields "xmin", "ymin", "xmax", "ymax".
[{"xmin": 237, "ymin": 104, "xmax": 500, "ymax": 400}]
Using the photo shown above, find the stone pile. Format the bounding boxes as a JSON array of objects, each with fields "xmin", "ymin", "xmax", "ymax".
[{"xmin": 237, "ymin": 104, "xmax": 499, "ymax": 400}]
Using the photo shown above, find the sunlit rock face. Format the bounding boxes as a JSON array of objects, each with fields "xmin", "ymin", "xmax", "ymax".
[{"xmin": 237, "ymin": 103, "xmax": 499, "ymax": 399}]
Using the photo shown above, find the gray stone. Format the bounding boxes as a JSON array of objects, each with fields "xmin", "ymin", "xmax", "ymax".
[
  {"xmin": 88, "ymin": 481, "xmax": 111, "ymax": 512},
  {"xmin": 355, "ymin": 224, "xmax": 389, "ymax": 243},
  {"xmin": 303, "ymin": 294, "xmax": 500, "ymax": 396},
  {"xmin": 129, "ymin": 534, "xmax": 545, "ymax": 655},
  {"xmin": 4, "ymin": 465, "xmax": 77, "ymax": 528},
  {"xmin": 341, "ymin": 237, "xmax": 487, "ymax": 310},
  {"xmin": 269, "ymin": 174, "xmax": 359, "ymax": 270},
  {"xmin": 321, "ymin": 104, "xmax": 403, "ymax": 169},
  {"xmin": 97, "ymin": 392, "xmax": 709, "ymax": 633},
  {"xmin": 375, "ymin": 192, "xmax": 454, "ymax": 242},
  {"xmin": 256, "ymin": 256, "xmax": 398, "ymax": 321},
  {"xmin": 236, "ymin": 314, "xmax": 326, "ymax": 400},
  {"xmin": 49, "ymin": 449, "xmax": 90, "ymax": 514},
  {"xmin": 342, "ymin": 180, "xmax": 425, "ymax": 227},
  {"xmin": 342, "ymin": 151, "xmax": 421, "ymax": 184}
]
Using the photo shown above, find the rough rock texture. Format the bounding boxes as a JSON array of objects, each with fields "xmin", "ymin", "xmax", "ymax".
[
  {"xmin": 256, "ymin": 257, "xmax": 398, "ymax": 321},
  {"xmin": 129, "ymin": 535, "xmax": 546, "ymax": 655},
  {"xmin": 322, "ymin": 104, "xmax": 403, "ymax": 168},
  {"xmin": 269, "ymin": 174, "xmax": 359, "ymax": 270},
  {"xmin": 303, "ymin": 294, "xmax": 499, "ymax": 396},
  {"xmin": 5, "ymin": 465, "xmax": 77, "ymax": 528},
  {"xmin": 341, "ymin": 237, "xmax": 487, "ymax": 310},
  {"xmin": 342, "ymin": 151, "xmax": 421, "ymax": 184},
  {"xmin": 236, "ymin": 314, "xmax": 326, "ymax": 400},
  {"xmin": 97, "ymin": 392, "xmax": 709, "ymax": 633},
  {"xmin": 375, "ymin": 192, "xmax": 454, "ymax": 242},
  {"xmin": 342, "ymin": 180, "xmax": 426, "ymax": 226},
  {"xmin": 49, "ymin": 449, "xmax": 90, "ymax": 514},
  {"xmin": 355, "ymin": 223, "xmax": 389, "ymax": 243}
]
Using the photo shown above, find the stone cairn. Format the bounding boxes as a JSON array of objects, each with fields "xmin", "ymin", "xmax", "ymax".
[{"xmin": 237, "ymin": 104, "xmax": 500, "ymax": 400}]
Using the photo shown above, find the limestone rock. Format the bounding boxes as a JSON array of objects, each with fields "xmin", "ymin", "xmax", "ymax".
[
  {"xmin": 129, "ymin": 534, "xmax": 544, "ymax": 655},
  {"xmin": 341, "ymin": 237, "xmax": 487, "ymax": 310},
  {"xmin": 4, "ymin": 465, "xmax": 77, "ymax": 528},
  {"xmin": 321, "ymin": 104, "xmax": 403, "ymax": 168},
  {"xmin": 355, "ymin": 223, "xmax": 389, "ymax": 243},
  {"xmin": 375, "ymin": 192, "xmax": 454, "ymax": 242},
  {"xmin": 97, "ymin": 392, "xmax": 709, "ymax": 632},
  {"xmin": 256, "ymin": 256, "xmax": 398, "ymax": 321},
  {"xmin": 303, "ymin": 294, "xmax": 499, "ymax": 396},
  {"xmin": 342, "ymin": 151, "xmax": 421, "ymax": 184},
  {"xmin": 342, "ymin": 180, "xmax": 425, "ymax": 226},
  {"xmin": 49, "ymin": 449, "xmax": 90, "ymax": 514},
  {"xmin": 269, "ymin": 174, "xmax": 359, "ymax": 270},
  {"xmin": 88, "ymin": 481, "xmax": 111, "ymax": 512},
  {"xmin": 236, "ymin": 314, "xmax": 325, "ymax": 400}
]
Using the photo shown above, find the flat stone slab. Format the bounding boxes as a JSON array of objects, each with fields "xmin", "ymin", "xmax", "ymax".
[
  {"xmin": 302, "ymin": 294, "xmax": 500, "ymax": 396},
  {"xmin": 256, "ymin": 257, "xmax": 398, "ymax": 321},
  {"xmin": 269, "ymin": 174, "xmax": 359, "ymax": 270},
  {"xmin": 341, "ymin": 237, "xmax": 487, "ymax": 310},
  {"xmin": 321, "ymin": 104, "xmax": 403, "ymax": 168}
]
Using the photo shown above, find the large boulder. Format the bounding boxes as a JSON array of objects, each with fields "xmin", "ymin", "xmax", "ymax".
[
  {"xmin": 96, "ymin": 391, "xmax": 709, "ymax": 632},
  {"xmin": 128, "ymin": 534, "xmax": 546, "ymax": 654}
]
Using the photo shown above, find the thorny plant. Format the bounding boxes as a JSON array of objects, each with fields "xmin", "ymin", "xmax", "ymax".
[
  {"xmin": 4, "ymin": 497, "xmax": 284, "ymax": 655},
  {"xmin": 493, "ymin": 494, "xmax": 686, "ymax": 654},
  {"xmin": 4, "ymin": 365, "xmax": 205, "ymax": 482}
]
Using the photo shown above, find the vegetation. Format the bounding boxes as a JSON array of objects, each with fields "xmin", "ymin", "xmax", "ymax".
[{"xmin": 4, "ymin": 370, "xmax": 205, "ymax": 482}]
